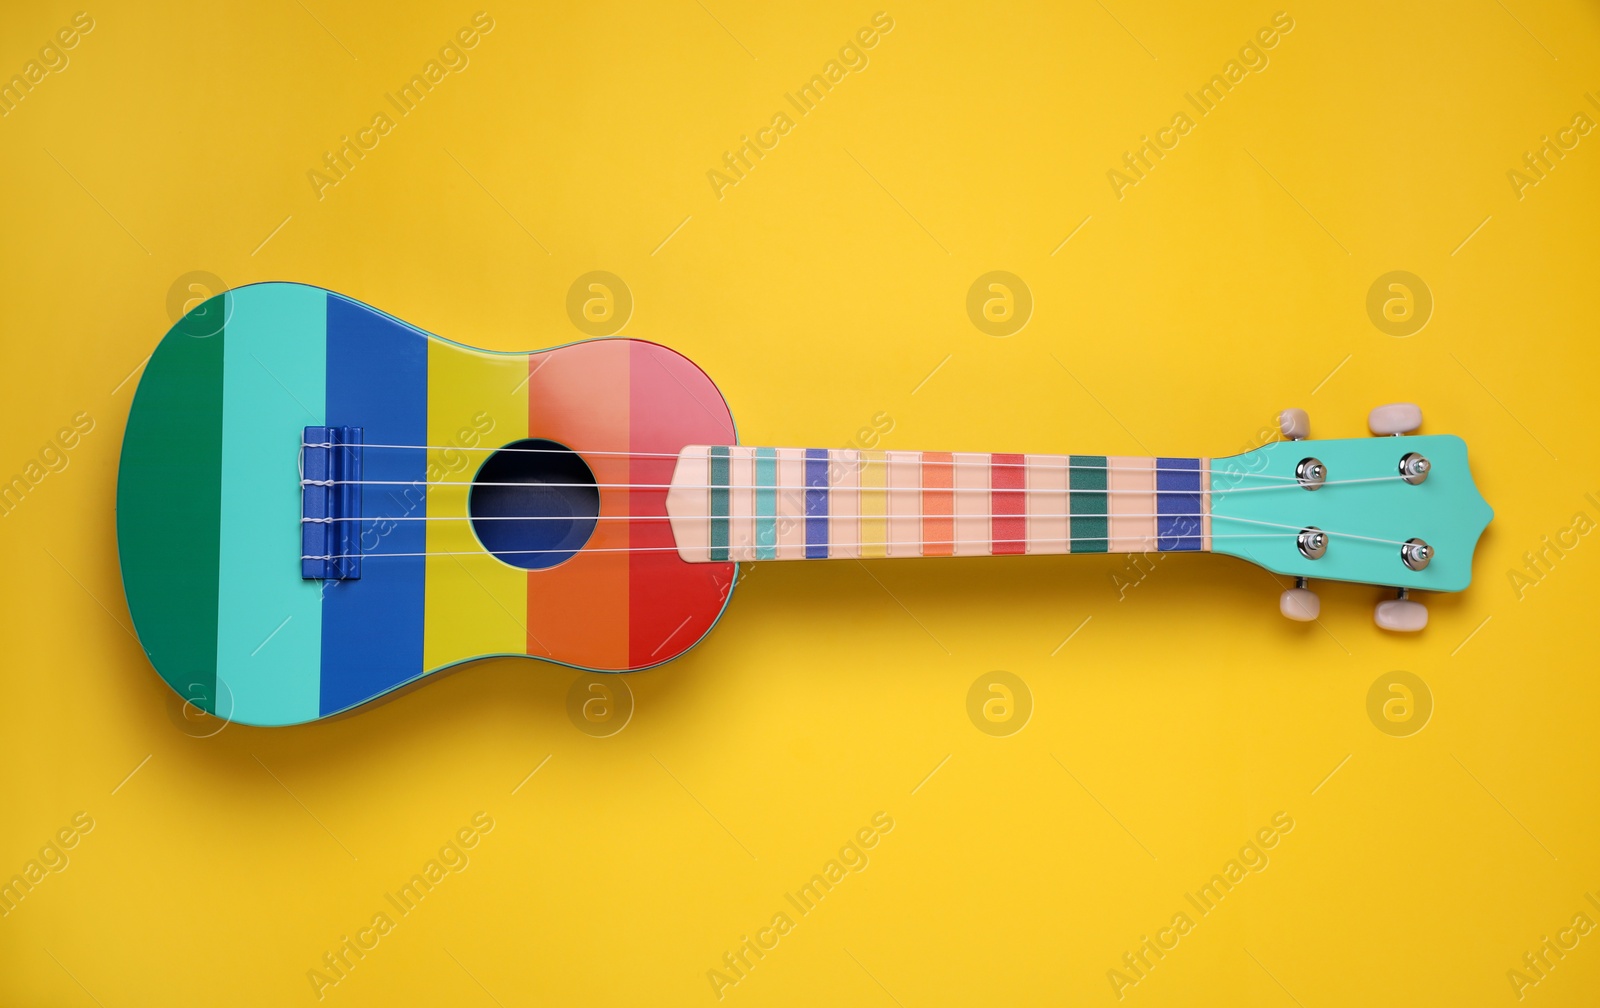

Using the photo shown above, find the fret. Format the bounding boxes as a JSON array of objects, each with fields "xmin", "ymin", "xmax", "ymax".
[
  {"xmin": 1107, "ymin": 456, "xmax": 1155, "ymax": 552},
  {"xmin": 804, "ymin": 448, "xmax": 829, "ymax": 559},
  {"xmin": 666, "ymin": 447, "xmax": 1211, "ymax": 562},
  {"xmin": 1156, "ymin": 457, "xmax": 1203, "ymax": 552},
  {"xmin": 991, "ymin": 452, "xmax": 1026, "ymax": 555},
  {"xmin": 709, "ymin": 445, "xmax": 729, "ymax": 561},
  {"xmin": 753, "ymin": 447, "xmax": 777, "ymax": 558},
  {"xmin": 831, "ymin": 449, "xmax": 862, "ymax": 560},
  {"xmin": 776, "ymin": 448, "xmax": 805, "ymax": 559},
  {"xmin": 730, "ymin": 444, "xmax": 755, "ymax": 558},
  {"xmin": 858, "ymin": 450, "xmax": 887, "ymax": 558},
  {"xmin": 1069, "ymin": 455, "xmax": 1108, "ymax": 552},
  {"xmin": 952, "ymin": 452, "xmax": 988, "ymax": 557},
  {"xmin": 1024, "ymin": 452, "xmax": 1067, "ymax": 555},
  {"xmin": 922, "ymin": 452, "xmax": 954, "ymax": 557},
  {"xmin": 886, "ymin": 450, "xmax": 920, "ymax": 558}
]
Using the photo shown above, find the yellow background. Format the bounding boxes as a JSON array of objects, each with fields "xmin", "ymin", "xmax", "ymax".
[{"xmin": 3, "ymin": 1, "xmax": 1598, "ymax": 1005}]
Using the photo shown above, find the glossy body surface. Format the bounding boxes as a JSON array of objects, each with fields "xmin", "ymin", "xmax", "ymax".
[{"xmin": 116, "ymin": 282, "xmax": 736, "ymax": 727}]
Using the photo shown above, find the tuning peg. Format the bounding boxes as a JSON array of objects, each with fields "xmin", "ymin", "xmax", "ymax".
[
  {"xmin": 1278, "ymin": 408, "xmax": 1310, "ymax": 440},
  {"xmin": 1374, "ymin": 588, "xmax": 1428, "ymax": 632},
  {"xmin": 1368, "ymin": 402, "xmax": 1423, "ymax": 436},
  {"xmin": 1279, "ymin": 577, "xmax": 1319, "ymax": 621}
]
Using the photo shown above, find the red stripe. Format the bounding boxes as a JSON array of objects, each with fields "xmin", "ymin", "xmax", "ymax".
[
  {"xmin": 517, "ymin": 339, "xmax": 733, "ymax": 671},
  {"xmin": 991, "ymin": 453, "xmax": 1025, "ymax": 554},
  {"xmin": 626, "ymin": 341, "xmax": 736, "ymax": 668}
]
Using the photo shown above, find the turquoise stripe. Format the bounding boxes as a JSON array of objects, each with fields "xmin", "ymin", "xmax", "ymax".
[
  {"xmin": 214, "ymin": 285, "xmax": 327, "ymax": 726},
  {"xmin": 755, "ymin": 448, "xmax": 777, "ymax": 559}
]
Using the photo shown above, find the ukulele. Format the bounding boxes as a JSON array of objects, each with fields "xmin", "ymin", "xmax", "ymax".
[{"xmin": 117, "ymin": 283, "xmax": 1493, "ymax": 727}]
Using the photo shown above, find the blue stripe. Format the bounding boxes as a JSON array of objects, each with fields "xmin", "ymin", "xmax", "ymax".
[
  {"xmin": 1156, "ymin": 457, "xmax": 1202, "ymax": 552},
  {"xmin": 805, "ymin": 448, "xmax": 828, "ymax": 559},
  {"xmin": 319, "ymin": 295, "xmax": 429, "ymax": 716}
]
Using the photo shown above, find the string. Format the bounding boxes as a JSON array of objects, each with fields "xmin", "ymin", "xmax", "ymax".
[
  {"xmin": 303, "ymin": 442, "xmax": 1304, "ymax": 483},
  {"xmin": 310, "ymin": 514, "xmax": 1406, "ymax": 547},
  {"xmin": 303, "ymin": 511, "xmax": 1279, "ymax": 523},
  {"xmin": 304, "ymin": 531, "xmax": 1286, "ymax": 562},
  {"xmin": 299, "ymin": 474, "xmax": 1410, "ymax": 495},
  {"xmin": 338, "ymin": 512, "xmax": 1403, "ymax": 546},
  {"xmin": 303, "ymin": 511, "xmax": 1414, "ymax": 560},
  {"xmin": 299, "ymin": 447, "xmax": 1420, "ymax": 559}
]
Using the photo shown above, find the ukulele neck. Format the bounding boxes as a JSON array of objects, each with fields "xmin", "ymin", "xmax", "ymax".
[{"xmin": 665, "ymin": 446, "xmax": 1212, "ymax": 562}]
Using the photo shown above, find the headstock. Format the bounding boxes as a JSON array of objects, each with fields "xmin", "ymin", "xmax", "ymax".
[{"xmin": 1208, "ymin": 403, "xmax": 1492, "ymax": 632}]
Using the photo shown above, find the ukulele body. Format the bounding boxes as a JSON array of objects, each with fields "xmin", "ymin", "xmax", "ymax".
[{"xmin": 117, "ymin": 282, "xmax": 737, "ymax": 727}]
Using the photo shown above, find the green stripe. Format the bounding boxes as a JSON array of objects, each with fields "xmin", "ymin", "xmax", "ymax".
[
  {"xmin": 709, "ymin": 446, "xmax": 729, "ymax": 561},
  {"xmin": 116, "ymin": 298, "xmax": 226, "ymax": 714},
  {"xmin": 754, "ymin": 447, "xmax": 777, "ymax": 559},
  {"xmin": 214, "ymin": 285, "xmax": 327, "ymax": 726},
  {"xmin": 1069, "ymin": 455, "xmax": 1107, "ymax": 553}
]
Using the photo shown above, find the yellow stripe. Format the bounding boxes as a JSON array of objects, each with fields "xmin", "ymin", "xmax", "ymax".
[
  {"xmin": 423, "ymin": 343, "xmax": 529, "ymax": 667},
  {"xmin": 859, "ymin": 450, "xmax": 888, "ymax": 557}
]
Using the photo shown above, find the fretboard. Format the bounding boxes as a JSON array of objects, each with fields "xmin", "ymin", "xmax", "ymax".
[{"xmin": 665, "ymin": 447, "xmax": 1211, "ymax": 562}]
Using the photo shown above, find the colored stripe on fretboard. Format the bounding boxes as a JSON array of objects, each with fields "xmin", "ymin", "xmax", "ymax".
[
  {"xmin": 667, "ymin": 448, "xmax": 1209, "ymax": 562},
  {"xmin": 991, "ymin": 453, "xmax": 1025, "ymax": 554},
  {"xmin": 754, "ymin": 447, "xmax": 777, "ymax": 559},
  {"xmin": 922, "ymin": 451, "xmax": 954, "ymax": 556},
  {"xmin": 859, "ymin": 451, "xmax": 887, "ymax": 558},
  {"xmin": 804, "ymin": 448, "xmax": 829, "ymax": 559},
  {"xmin": 709, "ymin": 445, "xmax": 730, "ymax": 561},
  {"xmin": 1156, "ymin": 456, "xmax": 1202, "ymax": 552},
  {"xmin": 1068, "ymin": 455, "xmax": 1108, "ymax": 553}
]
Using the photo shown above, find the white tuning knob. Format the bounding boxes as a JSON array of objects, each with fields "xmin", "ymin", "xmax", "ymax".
[
  {"xmin": 1374, "ymin": 592, "xmax": 1428, "ymax": 632},
  {"xmin": 1368, "ymin": 403, "xmax": 1423, "ymax": 436},
  {"xmin": 1279, "ymin": 584, "xmax": 1320, "ymax": 621},
  {"xmin": 1278, "ymin": 408, "xmax": 1311, "ymax": 440}
]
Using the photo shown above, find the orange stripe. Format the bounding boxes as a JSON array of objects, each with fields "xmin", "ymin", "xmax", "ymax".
[
  {"xmin": 525, "ymin": 340, "xmax": 632, "ymax": 669},
  {"xmin": 922, "ymin": 451, "xmax": 953, "ymax": 556}
]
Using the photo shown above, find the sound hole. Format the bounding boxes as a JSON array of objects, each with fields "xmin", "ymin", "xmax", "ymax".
[{"xmin": 468, "ymin": 439, "xmax": 599, "ymax": 570}]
